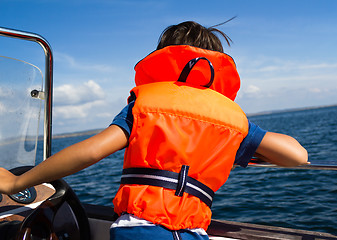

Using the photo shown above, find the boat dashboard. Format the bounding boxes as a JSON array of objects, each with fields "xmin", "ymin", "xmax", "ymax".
[
  {"xmin": 0, "ymin": 178, "xmax": 89, "ymax": 240},
  {"xmin": 0, "ymin": 183, "xmax": 54, "ymax": 223}
]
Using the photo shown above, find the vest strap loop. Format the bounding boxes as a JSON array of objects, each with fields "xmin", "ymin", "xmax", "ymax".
[
  {"xmin": 121, "ymin": 167, "xmax": 214, "ymax": 207},
  {"xmin": 177, "ymin": 57, "xmax": 215, "ymax": 88}
]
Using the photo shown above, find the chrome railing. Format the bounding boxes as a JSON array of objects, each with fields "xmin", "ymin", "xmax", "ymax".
[
  {"xmin": 0, "ymin": 27, "xmax": 53, "ymax": 160},
  {"xmin": 248, "ymin": 163, "xmax": 337, "ymax": 171}
]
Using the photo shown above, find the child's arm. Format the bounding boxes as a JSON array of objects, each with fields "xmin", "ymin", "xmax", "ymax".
[
  {"xmin": 0, "ymin": 125, "xmax": 128, "ymax": 195},
  {"xmin": 254, "ymin": 132, "xmax": 309, "ymax": 167}
]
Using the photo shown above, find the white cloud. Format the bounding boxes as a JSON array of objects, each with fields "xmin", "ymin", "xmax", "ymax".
[
  {"xmin": 54, "ymin": 80, "xmax": 105, "ymax": 105},
  {"xmin": 52, "ymin": 96, "xmax": 126, "ymax": 134},
  {"xmin": 51, "ymin": 79, "xmax": 130, "ymax": 133},
  {"xmin": 244, "ymin": 85, "xmax": 261, "ymax": 94},
  {"xmin": 309, "ymin": 88, "xmax": 323, "ymax": 93},
  {"xmin": 236, "ymin": 55, "xmax": 337, "ymax": 105},
  {"xmin": 0, "ymin": 102, "xmax": 5, "ymax": 113},
  {"xmin": 237, "ymin": 85, "xmax": 337, "ymax": 114},
  {"xmin": 53, "ymin": 80, "xmax": 107, "ymax": 120},
  {"xmin": 233, "ymin": 54, "xmax": 337, "ymax": 114},
  {"xmin": 54, "ymin": 99, "xmax": 106, "ymax": 119},
  {"xmin": 237, "ymin": 84, "xmax": 263, "ymax": 100},
  {"xmin": 237, "ymin": 56, "xmax": 337, "ymax": 79},
  {"xmin": 0, "ymin": 87, "xmax": 6, "ymax": 97}
]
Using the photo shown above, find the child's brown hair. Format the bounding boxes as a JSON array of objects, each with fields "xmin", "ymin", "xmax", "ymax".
[{"xmin": 156, "ymin": 19, "xmax": 235, "ymax": 53}]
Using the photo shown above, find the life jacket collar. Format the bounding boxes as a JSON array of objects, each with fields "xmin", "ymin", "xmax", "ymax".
[{"xmin": 134, "ymin": 45, "xmax": 241, "ymax": 100}]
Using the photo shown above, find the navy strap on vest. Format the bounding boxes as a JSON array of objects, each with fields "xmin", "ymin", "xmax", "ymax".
[
  {"xmin": 120, "ymin": 165, "xmax": 214, "ymax": 207},
  {"xmin": 177, "ymin": 57, "xmax": 215, "ymax": 88}
]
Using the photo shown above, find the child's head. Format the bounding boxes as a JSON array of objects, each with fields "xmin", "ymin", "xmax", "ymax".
[{"xmin": 156, "ymin": 21, "xmax": 233, "ymax": 53}]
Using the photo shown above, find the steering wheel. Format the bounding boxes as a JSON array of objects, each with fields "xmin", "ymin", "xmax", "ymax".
[{"xmin": 9, "ymin": 166, "xmax": 91, "ymax": 240}]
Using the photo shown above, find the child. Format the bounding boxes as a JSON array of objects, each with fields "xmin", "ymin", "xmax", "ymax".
[{"xmin": 0, "ymin": 21, "xmax": 308, "ymax": 240}]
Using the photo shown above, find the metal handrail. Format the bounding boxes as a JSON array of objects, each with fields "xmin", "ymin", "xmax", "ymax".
[
  {"xmin": 0, "ymin": 27, "xmax": 53, "ymax": 160},
  {"xmin": 248, "ymin": 163, "xmax": 337, "ymax": 171}
]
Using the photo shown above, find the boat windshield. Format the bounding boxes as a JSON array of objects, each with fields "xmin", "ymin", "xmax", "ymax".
[{"xmin": 0, "ymin": 56, "xmax": 43, "ymax": 170}]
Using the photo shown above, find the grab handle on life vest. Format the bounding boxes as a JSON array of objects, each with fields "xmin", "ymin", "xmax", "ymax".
[{"xmin": 177, "ymin": 57, "xmax": 215, "ymax": 88}]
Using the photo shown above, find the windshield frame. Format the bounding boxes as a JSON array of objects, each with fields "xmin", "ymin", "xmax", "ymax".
[{"xmin": 0, "ymin": 26, "xmax": 53, "ymax": 160}]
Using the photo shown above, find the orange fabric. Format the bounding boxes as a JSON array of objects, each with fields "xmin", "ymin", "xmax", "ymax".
[
  {"xmin": 113, "ymin": 81, "xmax": 248, "ymax": 230},
  {"xmin": 134, "ymin": 45, "xmax": 241, "ymax": 101}
]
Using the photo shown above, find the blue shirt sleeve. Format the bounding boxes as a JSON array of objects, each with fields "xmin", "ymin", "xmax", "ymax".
[
  {"xmin": 109, "ymin": 101, "xmax": 135, "ymax": 137},
  {"xmin": 234, "ymin": 120, "xmax": 267, "ymax": 168}
]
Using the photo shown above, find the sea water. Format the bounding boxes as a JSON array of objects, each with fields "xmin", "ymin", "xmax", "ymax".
[{"xmin": 39, "ymin": 105, "xmax": 337, "ymax": 234}]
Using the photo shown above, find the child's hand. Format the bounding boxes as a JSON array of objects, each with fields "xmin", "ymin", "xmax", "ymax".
[{"xmin": 0, "ymin": 167, "xmax": 18, "ymax": 195}]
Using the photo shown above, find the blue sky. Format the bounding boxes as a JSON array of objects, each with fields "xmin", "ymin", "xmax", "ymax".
[{"xmin": 1, "ymin": 0, "xmax": 337, "ymax": 134}]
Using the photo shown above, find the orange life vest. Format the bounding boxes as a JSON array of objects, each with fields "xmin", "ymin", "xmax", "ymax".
[{"xmin": 113, "ymin": 45, "xmax": 248, "ymax": 231}]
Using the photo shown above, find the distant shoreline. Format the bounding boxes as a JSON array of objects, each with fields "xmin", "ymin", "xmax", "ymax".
[
  {"xmin": 51, "ymin": 129, "xmax": 103, "ymax": 139},
  {"xmin": 52, "ymin": 104, "xmax": 337, "ymax": 138},
  {"xmin": 246, "ymin": 103, "xmax": 337, "ymax": 117}
]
